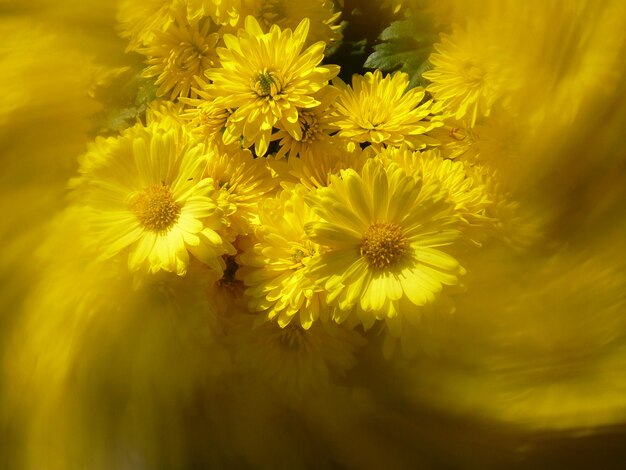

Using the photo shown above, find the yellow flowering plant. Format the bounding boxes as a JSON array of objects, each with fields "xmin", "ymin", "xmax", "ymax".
[{"xmin": 2, "ymin": 0, "xmax": 626, "ymax": 467}]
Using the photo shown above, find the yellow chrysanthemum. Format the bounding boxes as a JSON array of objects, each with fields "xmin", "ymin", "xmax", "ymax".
[
  {"xmin": 239, "ymin": 0, "xmax": 342, "ymax": 48},
  {"xmin": 118, "ymin": 0, "xmax": 241, "ymax": 49},
  {"xmin": 423, "ymin": 22, "xmax": 504, "ymax": 126},
  {"xmin": 182, "ymin": 92, "xmax": 235, "ymax": 148},
  {"xmin": 145, "ymin": 99, "xmax": 188, "ymax": 126},
  {"xmin": 427, "ymin": 111, "xmax": 526, "ymax": 183},
  {"xmin": 377, "ymin": 146, "xmax": 493, "ymax": 242},
  {"xmin": 187, "ymin": 0, "xmax": 242, "ymax": 26},
  {"xmin": 425, "ymin": 115, "xmax": 476, "ymax": 161},
  {"xmin": 116, "ymin": 0, "xmax": 178, "ymax": 49},
  {"xmin": 305, "ymin": 158, "xmax": 464, "ymax": 329},
  {"xmin": 139, "ymin": 12, "xmax": 220, "ymax": 100},
  {"xmin": 238, "ymin": 186, "xmax": 329, "ymax": 328},
  {"xmin": 204, "ymin": 16, "xmax": 339, "ymax": 156},
  {"xmin": 205, "ymin": 147, "xmax": 282, "ymax": 236},
  {"xmin": 285, "ymin": 144, "xmax": 367, "ymax": 191},
  {"xmin": 73, "ymin": 122, "xmax": 234, "ymax": 276},
  {"xmin": 384, "ymin": 141, "xmax": 537, "ymax": 249},
  {"xmin": 271, "ymin": 85, "xmax": 340, "ymax": 159},
  {"xmin": 331, "ymin": 70, "xmax": 441, "ymax": 151}
]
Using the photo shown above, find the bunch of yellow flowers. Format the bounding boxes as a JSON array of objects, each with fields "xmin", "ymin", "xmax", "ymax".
[
  {"xmin": 3, "ymin": 0, "xmax": 626, "ymax": 468},
  {"xmin": 71, "ymin": 0, "xmax": 517, "ymax": 362}
]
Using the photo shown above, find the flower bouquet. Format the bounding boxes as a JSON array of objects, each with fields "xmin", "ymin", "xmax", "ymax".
[{"xmin": 2, "ymin": 0, "xmax": 626, "ymax": 467}]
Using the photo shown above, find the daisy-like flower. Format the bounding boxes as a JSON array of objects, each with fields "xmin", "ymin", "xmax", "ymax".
[
  {"xmin": 423, "ymin": 22, "xmax": 503, "ymax": 126},
  {"xmin": 139, "ymin": 12, "xmax": 220, "ymax": 100},
  {"xmin": 272, "ymin": 86, "xmax": 339, "ymax": 159},
  {"xmin": 305, "ymin": 158, "xmax": 464, "ymax": 329},
  {"xmin": 331, "ymin": 70, "xmax": 441, "ymax": 151},
  {"xmin": 204, "ymin": 16, "xmax": 340, "ymax": 156},
  {"xmin": 238, "ymin": 186, "xmax": 328, "ymax": 329},
  {"xmin": 74, "ymin": 122, "xmax": 234, "ymax": 277}
]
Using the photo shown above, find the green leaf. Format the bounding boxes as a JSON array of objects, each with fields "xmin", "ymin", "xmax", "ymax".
[
  {"xmin": 364, "ymin": 9, "xmax": 440, "ymax": 89},
  {"xmin": 91, "ymin": 69, "xmax": 157, "ymax": 136},
  {"xmin": 135, "ymin": 77, "xmax": 158, "ymax": 108}
]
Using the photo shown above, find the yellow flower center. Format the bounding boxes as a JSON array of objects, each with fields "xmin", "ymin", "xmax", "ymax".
[
  {"xmin": 299, "ymin": 112, "xmax": 319, "ymax": 143},
  {"xmin": 196, "ymin": 105, "xmax": 231, "ymax": 138},
  {"xmin": 450, "ymin": 126, "xmax": 467, "ymax": 141},
  {"xmin": 290, "ymin": 242, "xmax": 316, "ymax": 267},
  {"xmin": 254, "ymin": 69, "xmax": 283, "ymax": 98},
  {"xmin": 291, "ymin": 249, "xmax": 306, "ymax": 263},
  {"xmin": 360, "ymin": 222, "xmax": 408, "ymax": 269},
  {"xmin": 131, "ymin": 184, "xmax": 181, "ymax": 232}
]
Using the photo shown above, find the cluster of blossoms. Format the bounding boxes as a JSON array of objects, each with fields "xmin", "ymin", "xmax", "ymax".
[
  {"xmin": 71, "ymin": 0, "xmax": 531, "ymax": 388},
  {"xmin": 7, "ymin": 4, "xmax": 626, "ymax": 468}
]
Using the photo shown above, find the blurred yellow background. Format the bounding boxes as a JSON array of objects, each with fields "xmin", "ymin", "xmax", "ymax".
[{"xmin": 1, "ymin": 1, "xmax": 626, "ymax": 468}]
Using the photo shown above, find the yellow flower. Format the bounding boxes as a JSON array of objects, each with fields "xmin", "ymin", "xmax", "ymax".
[
  {"xmin": 286, "ymin": 144, "xmax": 368, "ymax": 191},
  {"xmin": 239, "ymin": 0, "xmax": 342, "ymax": 48},
  {"xmin": 145, "ymin": 99, "xmax": 188, "ymax": 126},
  {"xmin": 117, "ymin": 0, "xmax": 178, "ymax": 50},
  {"xmin": 204, "ymin": 16, "xmax": 339, "ymax": 156},
  {"xmin": 428, "ymin": 111, "xmax": 526, "ymax": 183},
  {"xmin": 377, "ymin": 146, "xmax": 493, "ymax": 243},
  {"xmin": 187, "ymin": 0, "xmax": 242, "ymax": 26},
  {"xmin": 238, "ymin": 186, "xmax": 328, "ymax": 329},
  {"xmin": 271, "ymin": 85, "xmax": 340, "ymax": 159},
  {"xmin": 74, "ymin": 122, "xmax": 234, "ymax": 276},
  {"xmin": 423, "ymin": 22, "xmax": 503, "ymax": 126},
  {"xmin": 204, "ymin": 147, "xmax": 282, "ymax": 236},
  {"xmin": 182, "ymin": 93, "xmax": 235, "ymax": 148},
  {"xmin": 118, "ymin": 0, "xmax": 241, "ymax": 50},
  {"xmin": 305, "ymin": 158, "xmax": 464, "ymax": 329},
  {"xmin": 139, "ymin": 11, "xmax": 220, "ymax": 100},
  {"xmin": 331, "ymin": 70, "xmax": 441, "ymax": 151}
]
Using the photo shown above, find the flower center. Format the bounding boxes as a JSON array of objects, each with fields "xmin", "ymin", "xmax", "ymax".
[
  {"xmin": 460, "ymin": 61, "xmax": 485, "ymax": 86},
  {"xmin": 290, "ymin": 241, "xmax": 316, "ymax": 267},
  {"xmin": 259, "ymin": 0, "xmax": 286, "ymax": 27},
  {"xmin": 448, "ymin": 126, "xmax": 465, "ymax": 141},
  {"xmin": 299, "ymin": 112, "xmax": 319, "ymax": 143},
  {"xmin": 131, "ymin": 184, "xmax": 181, "ymax": 232},
  {"xmin": 360, "ymin": 222, "xmax": 408, "ymax": 269},
  {"xmin": 254, "ymin": 69, "xmax": 283, "ymax": 98},
  {"xmin": 176, "ymin": 43, "xmax": 208, "ymax": 72}
]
